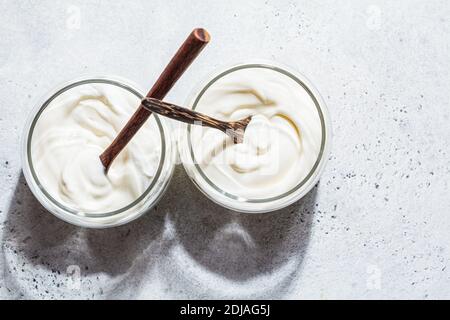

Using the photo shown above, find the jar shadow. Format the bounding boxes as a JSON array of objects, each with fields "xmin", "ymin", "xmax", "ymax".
[
  {"xmin": 155, "ymin": 166, "xmax": 316, "ymax": 298},
  {"xmin": 1, "ymin": 173, "xmax": 165, "ymax": 298},
  {"xmin": 2, "ymin": 169, "xmax": 317, "ymax": 299}
]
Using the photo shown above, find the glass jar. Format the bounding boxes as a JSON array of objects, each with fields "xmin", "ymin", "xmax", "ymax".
[
  {"xmin": 21, "ymin": 76, "xmax": 175, "ymax": 228},
  {"xmin": 178, "ymin": 62, "xmax": 332, "ymax": 213}
]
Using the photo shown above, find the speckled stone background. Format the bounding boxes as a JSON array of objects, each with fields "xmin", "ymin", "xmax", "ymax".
[{"xmin": 1, "ymin": 0, "xmax": 449, "ymax": 299}]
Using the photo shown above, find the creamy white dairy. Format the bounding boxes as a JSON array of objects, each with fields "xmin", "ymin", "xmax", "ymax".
[
  {"xmin": 190, "ymin": 67, "xmax": 323, "ymax": 199},
  {"xmin": 31, "ymin": 83, "xmax": 161, "ymax": 213}
]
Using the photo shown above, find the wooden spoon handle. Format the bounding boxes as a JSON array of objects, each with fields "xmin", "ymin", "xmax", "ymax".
[
  {"xmin": 142, "ymin": 97, "xmax": 252, "ymax": 144},
  {"xmin": 146, "ymin": 28, "xmax": 210, "ymax": 99},
  {"xmin": 100, "ymin": 28, "xmax": 210, "ymax": 171},
  {"xmin": 142, "ymin": 97, "xmax": 231, "ymax": 133}
]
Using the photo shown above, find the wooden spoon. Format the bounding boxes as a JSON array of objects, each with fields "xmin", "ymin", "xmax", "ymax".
[
  {"xmin": 142, "ymin": 97, "xmax": 252, "ymax": 143},
  {"xmin": 100, "ymin": 28, "xmax": 210, "ymax": 173}
]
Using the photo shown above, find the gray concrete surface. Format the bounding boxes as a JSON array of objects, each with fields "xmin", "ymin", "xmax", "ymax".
[{"xmin": 0, "ymin": 0, "xmax": 449, "ymax": 299}]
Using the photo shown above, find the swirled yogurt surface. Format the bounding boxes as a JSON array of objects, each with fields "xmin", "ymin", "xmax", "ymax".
[
  {"xmin": 190, "ymin": 67, "xmax": 323, "ymax": 199},
  {"xmin": 31, "ymin": 82, "xmax": 161, "ymax": 213}
]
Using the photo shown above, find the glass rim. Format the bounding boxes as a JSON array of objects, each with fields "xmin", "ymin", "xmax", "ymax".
[
  {"xmin": 185, "ymin": 62, "xmax": 331, "ymax": 204},
  {"xmin": 24, "ymin": 77, "xmax": 167, "ymax": 218}
]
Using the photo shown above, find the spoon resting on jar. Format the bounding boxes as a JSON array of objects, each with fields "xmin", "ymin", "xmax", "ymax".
[{"xmin": 141, "ymin": 97, "xmax": 252, "ymax": 144}]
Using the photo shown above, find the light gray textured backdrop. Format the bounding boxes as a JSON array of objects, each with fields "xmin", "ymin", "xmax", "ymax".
[{"xmin": 0, "ymin": 0, "xmax": 449, "ymax": 299}]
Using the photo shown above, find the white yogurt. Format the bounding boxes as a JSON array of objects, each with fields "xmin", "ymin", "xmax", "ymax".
[
  {"xmin": 190, "ymin": 67, "xmax": 323, "ymax": 199},
  {"xmin": 31, "ymin": 83, "xmax": 161, "ymax": 213}
]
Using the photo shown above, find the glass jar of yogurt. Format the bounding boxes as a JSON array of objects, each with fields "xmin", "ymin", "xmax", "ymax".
[
  {"xmin": 22, "ymin": 76, "xmax": 175, "ymax": 228},
  {"xmin": 178, "ymin": 62, "xmax": 332, "ymax": 213}
]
